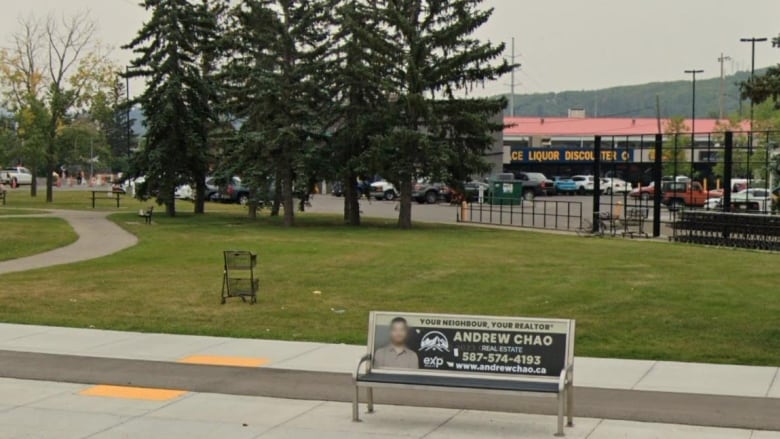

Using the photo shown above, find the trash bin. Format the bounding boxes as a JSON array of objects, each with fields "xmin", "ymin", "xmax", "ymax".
[{"xmin": 488, "ymin": 179, "xmax": 524, "ymax": 205}]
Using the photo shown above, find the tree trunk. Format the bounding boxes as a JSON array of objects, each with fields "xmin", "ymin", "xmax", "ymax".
[
  {"xmin": 45, "ymin": 161, "xmax": 54, "ymax": 202},
  {"xmin": 398, "ymin": 175, "xmax": 413, "ymax": 229},
  {"xmin": 193, "ymin": 172, "xmax": 206, "ymax": 214},
  {"xmin": 248, "ymin": 202, "xmax": 258, "ymax": 219},
  {"xmin": 281, "ymin": 166, "xmax": 295, "ymax": 227},
  {"xmin": 271, "ymin": 170, "xmax": 282, "ymax": 217},
  {"xmin": 29, "ymin": 163, "xmax": 37, "ymax": 197},
  {"xmin": 165, "ymin": 186, "xmax": 176, "ymax": 217},
  {"xmin": 344, "ymin": 174, "xmax": 360, "ymax": 226}
]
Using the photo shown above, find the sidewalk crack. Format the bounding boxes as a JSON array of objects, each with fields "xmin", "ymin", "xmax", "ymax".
[
  {"xmin": 765, "ymin": 367, "xmax": 779, "ymax": 398},
  {"xmin": 420, "ymin": 408, "xmax": 462, "ymax": 438}
]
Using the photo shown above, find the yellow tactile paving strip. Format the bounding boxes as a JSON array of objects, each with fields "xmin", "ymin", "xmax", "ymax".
[
  {"xmin": 177, "ymin": 355, "xmax": 270, "ymax": 367},
  {"xmin": 80, "ymin": 385, "xmax": 187, "ymax": 401}
]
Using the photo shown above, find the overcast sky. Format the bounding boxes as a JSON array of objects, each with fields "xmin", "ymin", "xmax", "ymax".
[{"xmin": 1, "ymin": 0, "xmax": 778, "ymax": 98}]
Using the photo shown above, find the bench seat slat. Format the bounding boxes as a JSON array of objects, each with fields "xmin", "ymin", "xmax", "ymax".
[{"xmin": 357, "ymin": 372, "xmax": 559, "ymax": 393}]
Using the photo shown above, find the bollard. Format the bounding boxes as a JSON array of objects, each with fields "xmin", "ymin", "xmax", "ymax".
[{"xmin": 460, "ymin": 201, "xmax": 469, "ymax": 221}]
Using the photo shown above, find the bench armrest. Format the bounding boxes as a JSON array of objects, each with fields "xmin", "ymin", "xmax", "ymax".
[
  {"xmin": 353, "ymin": 353, "xmax": 372, "ymax": 380},
  {"xmin": 558, "ymin": 364, "xmax": 574, "ymax": 392}
]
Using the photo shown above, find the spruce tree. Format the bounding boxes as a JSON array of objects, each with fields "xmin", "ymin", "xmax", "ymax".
[
  {"xmin": 329, "ymin": 1, "xmax": 393, "ymax": 226},
  {"xmin": 370, "ymin": 0, "xmax": 512, "ymax": 229},
  {"xmin": 223, "ymin": 0, "xmax": 334, "ymax": 227},
  {"xmin": 124, "ymin": 0, "xmax": 215, "ymax": 216}
]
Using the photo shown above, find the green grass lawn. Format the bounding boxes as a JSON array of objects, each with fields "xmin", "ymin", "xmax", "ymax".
[
  {"xmin": 0, "ymin": 211, "xmax": 777, "ymax": 366},
  {"xmin": 0, "ymin": 217, "xmax": 78, "ymax": 261},
  {"xmin": 0, "ymin": 208, "xmax": 47, "ymax": 216},
  {"xmin": 2, "ymin": 188, "xmax": 246, "ymax": 214}
]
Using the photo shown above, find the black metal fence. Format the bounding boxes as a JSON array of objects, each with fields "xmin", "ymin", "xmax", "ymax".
[
  {"xmin": 458, "ymin": 198, "xmax": 583, "ymax": 232},
  {"xmin": 460, "ymin": 130, "xmax": 780, "ymax": 249}
]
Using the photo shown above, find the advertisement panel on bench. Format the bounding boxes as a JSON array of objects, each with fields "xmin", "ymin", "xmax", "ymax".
[{"xmin": 369, "ymin": 312, "xmax": 574, "ymax": 378}]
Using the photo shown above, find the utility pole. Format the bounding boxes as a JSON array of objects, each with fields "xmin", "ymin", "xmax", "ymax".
[
  {"xmin": 685, "ymin": 69, "xmax": 703, "ymax": 176},
  {"xmin": 508, "ymin": 37, "xmax": 520, "ymax": 117},
  {"xmin": 717, "ymin": 53, "xmax": 731, "ymax": 120},
  {"xmin": 126, "ymin": 66, "xmax": 132, "ymax": 159},
  {"xmin": 740, "ymin": 37, "xmax": 768, "ymax": 152}
]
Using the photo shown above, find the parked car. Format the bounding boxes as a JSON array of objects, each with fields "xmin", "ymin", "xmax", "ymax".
[
  {"xmin": 174, "ymin": 177, "xmax": 219, "ymax": 201},
  {"xmin": 552, "ymin": 177, "xmax": 577, "ymax": 195},
  {"xmin": 571, "ymin": 175, "xmax": 595, "ymax": 194},
  {"xmin": 0, "ymin": 166, "xmax": 33, "ymax": 186},
  {"xmin": 175, "ymin": 184, "xmax": 193, "ymax": 200},
  {"xmin": 413, "ymin": 180, "xmax": 452, "ymax": 204},
  {"xmin": 217, "ymin": 176, "xmax": 251, "ymax": 205},
  {"xmin": 600, "ymin": 177, "xmax": 632, "ymax": 195},
  {"xmin": 630, "ymin": 182, "xmax": 655, "ymax": 201},
  {"xmin": 513, "ymin": 172, "xmax": 554, "ymax": 199},
  {"xmin": 370, "ymin": 180, "xmax": 398, "ymax": 201},
  {"xmin": 662, "ymin": 181, "xmax": 722, "ymax": 211},
  {"xmin": 461, "ymin": 181, "xmax": 490, "ymax": 202},
  {"xmin": 706, "ymin": 188, "xmax": 772, "ymax": 213}
]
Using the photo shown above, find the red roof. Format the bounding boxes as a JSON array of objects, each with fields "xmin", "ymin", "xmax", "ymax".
[{"xmin": 503, "ymin": 117, "xmax": 750, "ymax": 137}]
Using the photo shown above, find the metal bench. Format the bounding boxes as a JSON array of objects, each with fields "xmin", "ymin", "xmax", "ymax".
[
  {"xmin": 138, "ymin": 206, "xmax": 154, "ymax": 224},
  {"xmin": 221, "ymin": 250, "xmax": 259, "ymax": 304},
  {"xmin": 620, "ymin": 207, "xmax": 648, "ymax": 238},
  {"xmin": 353, "ymin": 312, "xmax": 575, "ymax": 436}
]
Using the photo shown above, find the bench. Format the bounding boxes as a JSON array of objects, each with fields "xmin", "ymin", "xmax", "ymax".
[
  {"xmin": 620, "ymin": 207, "xmax": 649, "ymax": 238},
  {"xmin": 138, "ymin": 206, "xmax": 154, "ymax": 224},
  {"xmin": 353, "ymin": 312, "xmax": 575, "ymax": 436},
  {"xmin": 91, "ymin": 190, "xmax": 124, "ymax": 209}
]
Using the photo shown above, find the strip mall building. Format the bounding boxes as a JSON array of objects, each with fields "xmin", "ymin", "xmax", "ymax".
[{"xmin": 500, "ymin": 115, "xmax": 750, "ymax": 181}]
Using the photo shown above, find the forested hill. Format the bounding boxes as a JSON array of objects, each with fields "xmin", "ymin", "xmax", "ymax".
[{"xmin": 505, "ymin": 70, "xmax": 759, "ymax": 119}]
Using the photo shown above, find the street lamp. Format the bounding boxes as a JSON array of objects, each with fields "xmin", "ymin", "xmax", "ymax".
[
  {"xmin": 740, "ymin": 37, "xmax": 768, "ymax": 151},
  {"xmin": 685, "ymin": 69, "xmax": 703, "ymax": 177},
  {"xmin": 125, "ymin": 66, "xmax": 132, "ymax": 159}
]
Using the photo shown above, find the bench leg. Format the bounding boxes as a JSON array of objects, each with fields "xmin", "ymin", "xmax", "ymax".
[
  {"xmin": 367, "ymin": 387, "xmax": 374, "ymax": 413},
  {"xmin": 566, "ymin": 382, "xmax": 574, "ymax": 427},
  {"xmin": 554, "ymin": 392, "xmax": 565, "ymax": 437},
  {"xmin": 352, "ymin": 385, "xmax": 361, "ymax": 422}
]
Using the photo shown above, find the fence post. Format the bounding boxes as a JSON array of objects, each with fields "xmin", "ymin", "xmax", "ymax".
[
  {"xmin": 723, "ymin": 131, "xmax": 733, "ymax": 213},
  {"xmin": 653, "ymin": 134, "xmax": 663, "ymax": 237},
  {"xmin": 592, "ymin": 136, "xmax": 602, "ymax": 233}
]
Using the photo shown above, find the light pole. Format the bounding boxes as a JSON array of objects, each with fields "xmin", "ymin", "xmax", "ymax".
[
  {"xmin": 717, "ymin": 53, "xmax": 731, "ymax": 120},
  {"xmin": 125, "ymin": 66, "xmax": 132, "ymax": 159},
  {"xmin": 740, "ymin": 37, "xmax": 768, "ymax": 152},
  {"xmin": 685, "ymin": 69, "xmax": 703, "ymax": 176}
]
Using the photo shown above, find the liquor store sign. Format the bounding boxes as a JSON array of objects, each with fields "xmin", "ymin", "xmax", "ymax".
[
  {"xmin": 368, "ymin": 312, "xmax": 575, "ymax": 378},
  {"xmin": 510, "ymin": 147, "xmax": 633, "ymax": 164}
]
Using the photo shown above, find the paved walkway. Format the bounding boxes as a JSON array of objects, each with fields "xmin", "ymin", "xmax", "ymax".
[
  {"xmin": 0, "ymin": 210, "xmax": 138, "ymax": 275},
  {"xmin": 0, "ymin": 323, "xmax": 778, "ymax": 437},
  {"xmin": 1, "ymin": 377, "xmax": 778, "ymax": 439}
]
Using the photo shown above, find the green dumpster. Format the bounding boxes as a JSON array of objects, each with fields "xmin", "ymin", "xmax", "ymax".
[{"xmin": 487, "ymin": 179, "xmax": 524, "ymax": 205}]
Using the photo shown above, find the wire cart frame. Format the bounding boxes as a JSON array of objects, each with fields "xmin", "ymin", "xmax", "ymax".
[{"xmin": 221, "ymin": 250, "xmax": 258, "ymax": 304}]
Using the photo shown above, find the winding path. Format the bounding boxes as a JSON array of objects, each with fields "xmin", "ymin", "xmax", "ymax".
[{"xmin": 0, "ymin": 210, "xmax": 138, "ymax": 275}]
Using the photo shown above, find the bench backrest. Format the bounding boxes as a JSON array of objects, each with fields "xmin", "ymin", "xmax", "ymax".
[{"xmin": 367, "ymin": 311, "xmax": 574, "ymax": 380}]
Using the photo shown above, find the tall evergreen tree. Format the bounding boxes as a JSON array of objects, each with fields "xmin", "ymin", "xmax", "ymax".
[
  {"xmin": 329, "ymin": 1, "xmax": 393, "ymax": 226},
  {"xmin": 223, "ymin": 0, "xmax": 335, "ymax": 227},
  {"xmin": 369, "ymin": 0, "xmax": 512, "ymax": 228},
  {"xmin": 124, "ymin": 0, "xmax": 216, "ymax": 216}
]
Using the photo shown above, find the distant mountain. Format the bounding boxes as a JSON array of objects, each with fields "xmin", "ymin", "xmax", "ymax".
[
  {"xmin": 127, "ymin": 70, "xmax": 762, "ymax": 136},
  {"xmin": 505, "ymin": 70, "xmax": 760, "ymax": 119}
]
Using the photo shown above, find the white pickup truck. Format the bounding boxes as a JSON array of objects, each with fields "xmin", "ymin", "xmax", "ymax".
[{"xmin": 0, "ymin": 167, "xmax": 34, "ymax": 186}]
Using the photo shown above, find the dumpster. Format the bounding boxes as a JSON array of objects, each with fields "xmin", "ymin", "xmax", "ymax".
[{"xmin": 487, "ymin": 179, "xmax": 524, "ymax": 205}]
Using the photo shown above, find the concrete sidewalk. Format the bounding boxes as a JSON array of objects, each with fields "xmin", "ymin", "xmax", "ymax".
[
  {"xmin": 0, "ymin": 210, "xmax": 137, "ymax": 275},
  {"xmin": 0, "ymin": 323, "xmax": 777, "ymax": 398},
  {"xmin": 0, "ymin": 323, "xmax": 779, "ymax": 435},
  {"xmin": 3, "ymin": 377, "xmax": 779, "ymax": 439}
]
